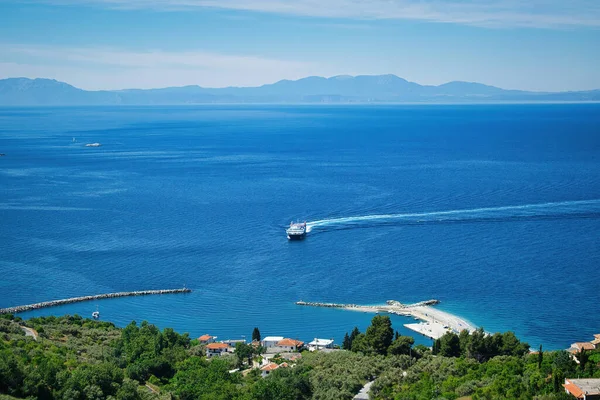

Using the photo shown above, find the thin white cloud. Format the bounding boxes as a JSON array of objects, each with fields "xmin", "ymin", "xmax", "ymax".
[
  {"xmin": 22, "ymin": 0, "xmax": 600, "ymax": 28},
  {"xmin": 1, "ymin": 44, "xmax": 310, "ymax": 71},
  {"xmin": 0, "ymin": 44, "xmax": 335, "ymax": 89}
]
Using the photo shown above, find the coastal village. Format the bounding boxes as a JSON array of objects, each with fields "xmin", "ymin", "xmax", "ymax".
[
  {"xmin": 563, "ymin": 334, "xmax": 600, "ymax": 399},
  {"xmin": 199, "ymin": 332, "xmax": 335, "ymax": 378},
  {"xmin": 194, "ymin": 329, "xmax": 600, "ymax": 399},
  {"xmin": 1, "ymin": 306, "xmax": 599, "ymax": 399},
  {"xmin": 2, "ymin": 291, "xmax": 599, "ymax": 399}
]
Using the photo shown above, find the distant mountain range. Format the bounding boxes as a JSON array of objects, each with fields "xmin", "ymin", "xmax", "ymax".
[{"xmin": 1, "ymin": 75, "xmax": 599, "ymax": 105}]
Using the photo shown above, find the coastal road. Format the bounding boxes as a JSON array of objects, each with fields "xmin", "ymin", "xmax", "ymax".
[{"xmin": 354, "ymin": 381, "xmax": 374, "ymax": 400}]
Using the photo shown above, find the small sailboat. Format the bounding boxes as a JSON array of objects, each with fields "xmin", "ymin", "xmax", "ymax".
[{"xmin": 92, "ymin": 305, "xmax": 100, "ymax": 319}]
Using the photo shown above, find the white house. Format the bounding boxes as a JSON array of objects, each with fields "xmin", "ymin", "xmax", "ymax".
[
  {"xmin": 198, "ymin": 334, "xmax": 216, "ymax": 344},
  {"xmin": 276, "ymin": 338, "xmax": 304, "ymax": 352},
  {"xmin": 261, "ymin": 336, "xmax": 284, "ymax": 349},
  {"xmin": 260, "ymin": 362, "xmax": 279, "ymax": 378},
  {"xmin": 260, "ymin": 362, "xmax": 289, "ymax": 378},
  {"xmin": 206, "ymin": 343, "xmax": 232, "ymax": 357},
  {"xmin": 563, "ymin": 378, "xmax": 600, "ymax": 399},
  {"xmin": 308, "ymin": 338, "xmax": 334, "ymax": 351}
]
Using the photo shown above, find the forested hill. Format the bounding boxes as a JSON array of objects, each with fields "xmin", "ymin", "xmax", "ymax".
[
  {"xmin": 1, "ymin": 76, "xmax": 600, "ymax": 105},
  {"xmin": 0, "ymin": 313, "xmax": 598, "ymax": 399}
]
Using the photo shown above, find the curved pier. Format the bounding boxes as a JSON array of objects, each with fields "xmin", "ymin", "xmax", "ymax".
[{"xmin": 0, "ymin": 288, "xmax": 192, "ymax": 315}]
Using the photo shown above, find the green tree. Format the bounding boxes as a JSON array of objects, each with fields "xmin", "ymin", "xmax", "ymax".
[
  {"xmin": 249, "ymin": 366, "xmax": 312, "ymax": 400},
  {"xmin": 437, "ymin": 332, "xmax": 461, "ymax": 358},
  {"xmin": 116, "ymin": 378, "xmax": 142, "ymax": 400},
  {"xmin": 350, "ymin": 327, "xmax": 360, "ymax": 343},
  {"xmin": 344, "ymin": 327, "xmax": 362, "ymax": 352},
  {"xmin": 170, "ymin": 357, "xmax": 240, "ymax": 400},
  {"xmin": 116, "ymin": 320, "xmax": 189, "ymax": 382},
  {"xmin": 252, "ymin": 327, "xmax": 261, "ymax": 342},
  {"xmin": 364, "ymin": 315, "xmax": 394, "ymax": 356},
  {"xmin": 467, "ymin": 327, "xmax": 487, "ymax": 362},
  {"xmin": 552, "ymin": 350, "xmax": 576, "ymax": 376},
  {"xmin": 235, "ymin": 342, "xmax": 255, "ymax": 368},
  {"xmin": 500, "ymin": 331, "xmax": 529, "ymax": 357},
  {"xmin": 458, "ymin": 329, "xmax": 471, "ymax": 356},
  {"xmin": 432, "ymin": 337, "xmax": 441, "ymax": 355},
  {"xmin": 538, "ymin": 344, "xmax": 543, "ymax": 370},
  {"xmin": 57, "ymin": 363, "xmax": 124, "ymax": 400},
  {"xmin": 388, "ymin": 335, "xmax": 415, "ymax": 356},
  {"xmin": 0, "ymin": 351, "xmax": 24, "ymax": 396},
  {"xmin": 577, "ymin": 348, "xmax": 589, "ymax": 372},
  {"xmin": 342, "ymin": 333, "xmax": 351, "ymax": 350},
  {"xmin": 553, "ymin": 369, "xmax": 564, "ymax": 392},
  {"xmin": 351, "ymin": 333, "xmax": 368, "ymax": 354}
]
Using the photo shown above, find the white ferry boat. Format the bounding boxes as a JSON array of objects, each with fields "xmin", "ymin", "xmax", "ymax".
[{"xmin": 286, "ymin": 222, "xmax": 307, "ymax": 240}]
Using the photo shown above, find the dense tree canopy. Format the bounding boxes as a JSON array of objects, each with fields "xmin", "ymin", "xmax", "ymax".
[
  {"xmin": 433, "ymin": 328, "xmax": 531, "ymax": 362},
  {"xmin": 0, "ymin": 313, "xmax": 598, "ymax": 400}
]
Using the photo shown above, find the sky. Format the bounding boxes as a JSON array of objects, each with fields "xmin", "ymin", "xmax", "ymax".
[{"xmin": 0, "ymin": 0, "xmax": 599, "ymax": 91}]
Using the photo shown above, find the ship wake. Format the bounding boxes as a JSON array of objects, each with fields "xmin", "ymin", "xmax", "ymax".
[{"xmin": 305, "ymin": 199, "xmax": 600, "ymax": 233}]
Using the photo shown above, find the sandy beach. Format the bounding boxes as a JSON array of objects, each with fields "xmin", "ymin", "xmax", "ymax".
[
  {"xmin": 296, "ymin": 300, "xmax": 476, "ymax": 340},
  {"xmin": 400, "ymin": 306, "xmax": 476, "ymax": 340}
]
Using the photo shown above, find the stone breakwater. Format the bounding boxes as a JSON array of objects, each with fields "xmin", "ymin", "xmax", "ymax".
[
  {"xmin": 0, "ymin": 288, "xmax": 192, "ymax": 315},
  {"xmin": 295, "ymin": 299, "xmax": 440, "ymax": 309}
]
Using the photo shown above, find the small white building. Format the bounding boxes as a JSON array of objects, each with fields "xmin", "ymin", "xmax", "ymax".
[
  {"xmin": 260, "ymin": 362, "xmax": 280, "ymax": 378},
  {"xmin": 276, "ymin": 338, "xmax": 304, "ymax": 352},
  {"xmin": 308, "ymin": 338, "xmax": 334, "ymax": 351},
  {"xmin": 206, "ymin": 343, "xmax": 232, "ymax": 357},
  {"xmin": 261, "ymin": 336, "xmax": 284, "ymax": 349},
  {"xmin": 563, "ymin": 378, "xmax": 600, "ymax": 399},
  {"xmin": 222, "ymin": 339, "xmax": 246, "ymax": 347},
  {"xmin": 198, "ymin": 334, "xmax": 216, "ymax": 344},
  {"xmin": 260, "ymin": 362, "xmax": 289, "ymax": 378}
]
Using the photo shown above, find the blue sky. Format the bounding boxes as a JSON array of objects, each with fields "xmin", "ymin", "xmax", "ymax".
[{"xmin": 0, "ymin": 0, "xmax": 598, "ymax": 91}]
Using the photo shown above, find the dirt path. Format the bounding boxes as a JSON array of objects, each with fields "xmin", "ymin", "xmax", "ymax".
[{"xmin": 21, "ymin": 326, "xmax": 39, "ymax": 340}]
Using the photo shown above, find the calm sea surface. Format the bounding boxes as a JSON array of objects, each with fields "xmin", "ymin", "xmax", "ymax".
[{"xmin": 1, "ymin": 104, "xmax": 599, "ymax": 349}]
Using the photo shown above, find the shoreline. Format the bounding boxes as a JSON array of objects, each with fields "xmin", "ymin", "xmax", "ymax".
[{"xmin": 296, "ymin": 300, "xmax": 476, "ymax": 340}]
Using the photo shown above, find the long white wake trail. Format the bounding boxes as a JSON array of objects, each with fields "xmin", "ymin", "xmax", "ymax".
[{"xmin": 305, "ymin": 199, "xmax": 600, "ymax": 232}]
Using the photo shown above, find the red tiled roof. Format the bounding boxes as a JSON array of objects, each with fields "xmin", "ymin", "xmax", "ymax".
[
  {"xmin": 563, "ymin": 383, "xmax": 584, "ymax": 399},
  {"xmin": 572, "ymin": 342, "xmax": 595, "ymax": 351},
  {"xmin": 277, "ymin": 338, "xmax": 304, "ymax": 347},
  {"xmin": 199, "ymin": 334, "xmax": 213, "ymax": 341},
  {"xmin": 261, "ymin": 363, "xmax": 279, "ymax": 371},
  {"xmin": 207, "ymin": 343, "xmax": 229, "ymax": 350}
]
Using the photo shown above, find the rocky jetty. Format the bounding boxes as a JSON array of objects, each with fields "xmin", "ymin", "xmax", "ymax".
[
  {"xmin": 0, "ymin": 288, "xmax": 192, "ymax": 315},
  {"xmin": 295, "ymin": 301, "xmax": 361, "ymax": 309},
  {"xmin": 296, "ymin": 299, "xmax": 439, "ymax": 310}
]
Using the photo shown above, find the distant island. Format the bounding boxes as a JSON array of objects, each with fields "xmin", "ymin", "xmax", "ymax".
[{"xmin": 1, "ymin": 75, "xmax": 599, "ymax": 105}]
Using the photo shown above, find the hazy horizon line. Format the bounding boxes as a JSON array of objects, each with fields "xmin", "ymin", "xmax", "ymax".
[{"xmin": 4, "ymin": 74, "xmax": 600, "ymax": 93}]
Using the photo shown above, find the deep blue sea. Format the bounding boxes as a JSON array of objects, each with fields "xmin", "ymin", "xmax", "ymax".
[{"xmin": 1, "ymin": 104, "xmax": 599, "ymax": 350}]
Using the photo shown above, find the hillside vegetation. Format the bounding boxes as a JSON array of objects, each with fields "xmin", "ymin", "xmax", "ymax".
[{"xmin": 1, "ymin": 314, "xmax": 598, "ymax": 399}]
